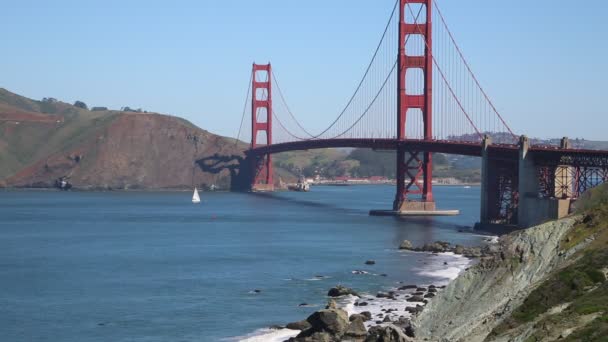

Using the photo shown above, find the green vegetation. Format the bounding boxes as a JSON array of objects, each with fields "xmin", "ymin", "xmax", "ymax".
[
  {"xmin": 489, "ymin": 184, "xmax": 608, "ymax": 341},
  {"xmin": 73, "ymin": 101, "xmax": 88, "ymax": 110},
  {"xmin": 0, "ymin": 89, "xmax": 120, "ymax": 180},
  {"xmin": 562, "ymin": 313, "xmax": 608, "ymax": 341},
  {"xmin": 273, "ymin": 147, "xmax": 479, "ymax": 182}
]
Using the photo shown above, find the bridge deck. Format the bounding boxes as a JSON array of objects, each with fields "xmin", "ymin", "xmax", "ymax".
[{"xmin": 247, "ymin": 139, "xmax": 608, "ymax": 164}]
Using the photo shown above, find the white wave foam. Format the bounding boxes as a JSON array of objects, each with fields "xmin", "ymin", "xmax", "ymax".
[
  {"xmin": 238, "ymin": 252, "xmax": 473, "ymax": 339},
  {"xmin": 229, "ymin": 328, "xmax": 300, "ymax": 342},
  {"xmin": 413, "ymin": 252, "xmax": 471, "ymax": 284}
]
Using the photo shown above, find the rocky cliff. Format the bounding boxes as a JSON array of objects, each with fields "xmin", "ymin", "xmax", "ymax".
[{"xmin": 413, "ymin": 185, "xmax": 608, "ymax": 341}]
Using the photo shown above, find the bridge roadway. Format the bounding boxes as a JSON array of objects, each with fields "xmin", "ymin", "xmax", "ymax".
[{"xmin": 246, "ymin": 138, "xmax": 608, "ymax": 163}]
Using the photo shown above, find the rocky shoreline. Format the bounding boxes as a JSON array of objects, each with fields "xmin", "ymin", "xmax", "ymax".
[
  {"xmin": 247, "ymin": 239, "xmax": 493, "ymax": 342},
  {"xmin": 249, "ymin": 216, "xmax": 586, "ymax": 342}
]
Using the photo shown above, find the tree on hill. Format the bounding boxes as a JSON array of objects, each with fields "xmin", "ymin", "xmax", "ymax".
[
  {"xmin": 74, "ymin": 101, "xmax": 88, "ymax": 110},
  {"xmin": 121, "ymin": 107, "xmax": 145, "ymax": 113}
]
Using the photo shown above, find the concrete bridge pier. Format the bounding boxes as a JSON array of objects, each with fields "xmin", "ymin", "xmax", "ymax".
[
  {"xmin": 517, "ymin": 136, "xmax": 572, "ymax": 227},
  {"xmin": 478, "ymin": 136, "xmax": 518, "ymax": 228},
  {"xmin": 478, "ymin": 135, "xmax": 573, "ymax": 231}
]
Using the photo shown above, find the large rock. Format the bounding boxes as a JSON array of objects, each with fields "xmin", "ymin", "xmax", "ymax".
[
  {"xmin": 286, "ymin": 320, "xmax": 312, "ymax": 331},
  {"xmin": 327, "ymin": 285, "xmax": 359, "ymax": 297},
  {"xmin": 288, "ymin": 331, "xmax": 333, "ymax": 342},
  {"xmin": 365, "ymin": 324, "xmax": 413, "ymax": 342},
  {"xmin": 418, "ymin": 241, "xmax": 451, "ymax": 253},
  {"xmin": 349, "ymin": 313, "xmax": 369, "ymax": 322},
  {"xmin": 406, "ymin": 295, "xmax": 424, "ymax": 302},
  {"xmin": 343, "ymin": 317, "xmax": 367, "ymax": 339},
  {"xmin": 399, "ymin": 240, "xmax": 413, "ymax": 250},
  {"xmin": 303, "ymin": 308, "xmax": 349, "ymax": 336}
]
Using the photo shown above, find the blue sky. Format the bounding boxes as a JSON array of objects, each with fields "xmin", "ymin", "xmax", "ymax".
[{"xmin": 1, "ymin": 0, "xmax": 607, "ymax": 140}]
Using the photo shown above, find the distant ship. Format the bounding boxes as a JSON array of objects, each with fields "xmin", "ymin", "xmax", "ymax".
[
  {"xmin": 192, "ymin": 187, "xmax": 201, "ymax": 203},
  {"xmin": 288, "ymin": 177, "xmax": 310, "ymax": 192}
]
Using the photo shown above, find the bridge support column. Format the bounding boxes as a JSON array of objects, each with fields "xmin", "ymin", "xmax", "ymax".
[
  {"xmin": 517, "ymin": 136, "xmax": 572, "ymax": 227},
  {"xmin": 392, "ymin": 0, "xmax": 439, "ymax": 213},
  {"xmin": 477, "ymin": 135, "xmax": 519, "ymax": 230},
  {"xmin": 480, "ymin": 136, "xmax": 494, "ymax": 225},
  {"xmin": 250, "ymin": 63, "xmax": 274, "ymax": 192}
]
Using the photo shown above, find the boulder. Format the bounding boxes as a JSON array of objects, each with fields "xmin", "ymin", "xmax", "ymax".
[
  {"xmin": 405, "ymin": 306, "xmax": 423, "ymax": 314},
  {"xmin": 376, "ymin": 292, "xmax": 390, "ymax": 298},
  {"xmin": 326, "ymin": 300, "xmax": 337, "ymax": 309},
  {"xmin": 360, "ymin": 311, "xmax": 372, "ymax": 321},
  {"xmin": 398, "ymin": 285, "xmax": 417, "ymax": 290},
  {"xmin": 288, "ymin": 331, "xmax": 333, "ymax": 342},
  {"xmin": 383, "ymin": 316, "xmax": 392, "ymax": 323},
  {"xmin": 305, "ymin": 308, "xmax": 349, "ymax": 336},
  {"xmin": 349, "ymin": 313, "xmax": 367, "ymax": 322},
  {"xmin": 393, "ymin": 317, "xmax": 411, "ymax": 330},
  {"xmin": 286, "ymin": 320, "xmax": 312, "ymax": 331},
  {"xmin": 416, "ymin": 241, "xmax": 451, "ymax": 253},
  {"xmin": 365, "ymin": 324, "xmax": 413, "ymax": 342},
  {"xmin": 407, "ymin": 295, "xmax": 424, "ymax": 302},
  {"xmin": 453, "ymin": 245, "xmax": 465, "ymax": 255},
  {"xmin": 344, "ymin": 317, "xmax": 367, "ymax": 339},
  {"xmin": 327, "ymin": 285, "xmax": 359, "ymax": 297},
  {"xmin": 462, "ymin": 247, "xmax": 483, "ymax": 258},
  {"xmin": 424, "ymin": 293, "xmax": 435, "ymax": 298},
  {"xmin": 399, "ymin": 240, "xmax": 413, "ymax": 250},
  {"xmin": 365, "ymin": 260, "xmax": 376, "ymax": 265}
]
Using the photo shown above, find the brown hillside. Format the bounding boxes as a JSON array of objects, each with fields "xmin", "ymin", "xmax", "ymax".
[{"xmin": 0, "ymin": 88, "xmax": 248, "ymax": 190}]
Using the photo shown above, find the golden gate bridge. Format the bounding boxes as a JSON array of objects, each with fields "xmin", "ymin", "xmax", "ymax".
[{"xmin": 235, "ymin": 0, "xmax": 608, "ymax": 229}]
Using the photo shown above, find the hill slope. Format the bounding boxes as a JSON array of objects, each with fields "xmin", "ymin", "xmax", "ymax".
[
  {"xmin": 0, "ymin": 88, "xmax": 245, "ymax": 190},
  {"xmin": 413, "ymin": 184, "xmax": 608, "ymax": 341}
]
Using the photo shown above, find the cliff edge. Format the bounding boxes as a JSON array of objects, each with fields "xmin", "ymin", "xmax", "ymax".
[{"xmin": 413, "ymin": 184, "xmax": 608, "ymax": 342}]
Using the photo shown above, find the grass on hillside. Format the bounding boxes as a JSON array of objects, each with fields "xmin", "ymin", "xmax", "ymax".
[{"xmin": 488, "ymin": 184, "xmax": 608, "ymax": 341}]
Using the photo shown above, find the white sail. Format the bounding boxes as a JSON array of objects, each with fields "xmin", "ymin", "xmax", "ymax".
[{"xmin": 192, "ymin": 187, "xmax": 201, "ymax": 204}]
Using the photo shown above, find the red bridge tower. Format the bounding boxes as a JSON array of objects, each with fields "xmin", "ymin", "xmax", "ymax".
[
  {"xmin": 251, "ymin": 63, "xmax": 274, "ymax": 191},
  {"xmin": 394, "ymin": 0, "xmax": 435, "ymax": 212}
]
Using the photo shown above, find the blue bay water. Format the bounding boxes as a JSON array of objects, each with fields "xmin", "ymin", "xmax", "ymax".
[{"xmin": 0, "ymin": 185, "xmax": 484, "ymax": 342}]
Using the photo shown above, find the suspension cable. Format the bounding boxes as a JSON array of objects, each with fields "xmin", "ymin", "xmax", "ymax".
[
  {"xmin": 271, "ymin": 72, "xmax": 315, "ymax": 138},
  {"xmin": 433, "ymin": 0, "xmax": 517, "ymax": 141},
  {"xmin": 406, "ymin": 4, "xmax": 483, "ymax": 138},
  {"xmin": 308, "ymin": 0, "xmax": 400, "ymax": 139},
  {"xmin": 272, "ymin": 110, "xmax": 310, "ymax": 141},
  {"xmin": 332, "ymin": 60, "xmax": 398, "ymax": 139},
  {"xmin": 235, "ymin": 69, "xmax": 253, "ymax": 146},
  {"xmin": 406, "ymin": 3, "xmax": 482, "ymax": 139}
]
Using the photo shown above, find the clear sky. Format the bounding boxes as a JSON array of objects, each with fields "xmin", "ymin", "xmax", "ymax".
[{"xmin": 1, "ymin": 0, "xmax": 607, "ymax": 140}]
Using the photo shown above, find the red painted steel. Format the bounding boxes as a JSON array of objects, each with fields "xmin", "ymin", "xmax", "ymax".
[
  {"xmin": 251, "ymin": 63, "xmax": 274, "ymax": 188},
  {"xmin": 395, "ymin": 0, "xmax": 434, "ymax": 210}
]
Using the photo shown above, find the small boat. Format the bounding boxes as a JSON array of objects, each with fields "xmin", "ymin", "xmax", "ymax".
[
  {"xmin": 288, "ymin": 177, "xmax": 310, "ymax": 192},
  {"xmin": 192, "ymin": 187, "xmax": 201, "ymax": 204},
  {"xmin": 464, "ymin": 186, "xmax": 472, "ymax": 189}
]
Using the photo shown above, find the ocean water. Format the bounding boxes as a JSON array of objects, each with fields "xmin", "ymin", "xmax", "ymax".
[{"xmin": 0, "ymin": 185, "xmax": 485, "ymax": 342}]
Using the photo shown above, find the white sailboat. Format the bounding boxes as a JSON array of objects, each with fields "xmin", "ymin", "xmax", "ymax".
[{"xmin": 192, "ymin": 187, "xmax": 201, "ymax": 204}]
